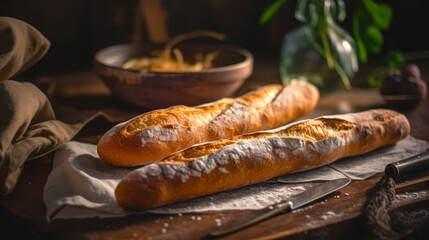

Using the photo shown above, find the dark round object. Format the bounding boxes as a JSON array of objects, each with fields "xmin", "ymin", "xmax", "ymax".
[
  {"xmin": 379, "ymin": 69, "xmax": 401, "ymax": 95},
  {"xmin": 402, "ymin": 63, "xmax": 421, "ymax": 79},
  {"xmin": 380, "ymin": 65, "xmax": 427, "ymax": 109}
]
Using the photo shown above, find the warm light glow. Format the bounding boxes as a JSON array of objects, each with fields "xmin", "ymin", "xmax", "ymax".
[{"xmin": 342, "ymin": 40, "xmax": 352, "ymax": 52}]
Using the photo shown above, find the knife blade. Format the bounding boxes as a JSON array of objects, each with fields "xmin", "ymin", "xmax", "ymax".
[{"xmin": 208, "ymin": 177, "xmax": 351, "ymax": 237}]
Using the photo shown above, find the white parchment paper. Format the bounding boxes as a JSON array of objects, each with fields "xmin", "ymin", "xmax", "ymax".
[{"xmin": 43, "ymin": 136, "xmax": 429, "ymax": 222}]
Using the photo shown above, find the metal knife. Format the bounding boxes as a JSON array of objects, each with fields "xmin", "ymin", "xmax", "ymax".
[{"xmin": 208, "ymin": 177, "xmax": 351, "ymax": 237}]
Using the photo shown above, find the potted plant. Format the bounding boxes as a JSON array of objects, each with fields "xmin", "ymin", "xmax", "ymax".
[{"xmin": 260, "ymin": 0, "xmax": 393, "ymax": 94}]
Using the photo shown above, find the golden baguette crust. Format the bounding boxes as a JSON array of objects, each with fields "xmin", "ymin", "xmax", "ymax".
[
  {"xmin": 115, "ymin": 109, "xmax": 410, "ymax": 210},
  {"xmin": 97, "ymin": 80, "xmax": 319, "ymax": 166}
]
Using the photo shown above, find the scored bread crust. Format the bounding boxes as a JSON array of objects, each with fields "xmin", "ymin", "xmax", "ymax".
[
  {"xmin": 97, "ymin": 80, "xmax": 319, "ymax": 166},
  {"xmin": 115, "ymin": 109, "xmax": 410, "ymax": 211}
]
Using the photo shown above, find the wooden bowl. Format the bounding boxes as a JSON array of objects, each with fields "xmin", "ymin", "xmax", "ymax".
[{"xmin": 94, "ymin": 43, "xmax": 253, "ymax": 110}]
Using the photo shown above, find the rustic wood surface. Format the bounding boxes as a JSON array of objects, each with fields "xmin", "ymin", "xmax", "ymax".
[{"xmin": 1, "ymin": 58, "xmax": 429, "ymax": 240}]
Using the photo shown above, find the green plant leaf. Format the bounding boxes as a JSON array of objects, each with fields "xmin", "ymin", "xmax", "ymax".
[
  {"xmin": 259, "ymin": 0, "xmax": 287, "ymax": 25},
  {"xmin": 353, "ymin": 12, "xmax": 368, "ymax": 63},
  {"xmin": 366, "ymin": 50, "xmax": 404, "ymax": 88},
  {"xmin": 386, "ymin": 50, "xmax": 404, "ymax": 69},
  {"xmin": 363, "ymin": 24, "xmax": 383, "ymax": 54},
  {"xmin": 362, "ymin": 0, "xmax": 393, "ymax": 30},
  {"xmin": 367, "ymin": 66, "xmax": 389, "ymax": 88}
]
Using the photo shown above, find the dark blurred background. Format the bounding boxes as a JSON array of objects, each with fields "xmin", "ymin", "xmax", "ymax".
[{"xmin": 1, "ymin": 0, "xmax": 428, "ymax": 76}]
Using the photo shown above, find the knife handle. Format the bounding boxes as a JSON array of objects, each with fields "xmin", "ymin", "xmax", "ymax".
[{"xmin": 385, "ymin": 149, "xmax": 429, "ymax": 179}]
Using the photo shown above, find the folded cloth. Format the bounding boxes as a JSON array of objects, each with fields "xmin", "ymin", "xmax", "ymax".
[
  {"xmin": 43, "ymin": 136, "xmax": 429, "ymax": 222},
  {"xmin": 0, "ymin": 80, "xmax": 104, "ymax": 194},
  {"xmin": 0, "ymin": 17, "xmax": 107, "ymax": 195},
  {"xmin": 0, "ymin": 16, "xmax": 54, "ymax": 194},
  {"xmin": 0, "ymin": 17, "xmax": 50, "ymax": 82}
]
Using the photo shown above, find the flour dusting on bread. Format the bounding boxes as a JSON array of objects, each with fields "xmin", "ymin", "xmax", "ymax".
[
  {"xmin": 115, "ymin": 109, "xmax": 410, "ymax": 210},
  {"xmin": 97, "ymin": 81, "xmax": 319, "ymax": 166}
]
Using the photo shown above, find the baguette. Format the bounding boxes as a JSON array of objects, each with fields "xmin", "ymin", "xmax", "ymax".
[
  {"xmin": 115, "ymin": 109, "xmax": 410, "ymax": 211},
  {"xmin": 97, "ymin": 80, "xmax": 319, "ymax": 166}
]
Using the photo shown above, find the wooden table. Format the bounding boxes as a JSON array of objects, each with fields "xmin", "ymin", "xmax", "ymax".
[{"xmin": 1, "ymin": 59, "xmax": 429, "ymax": 240}]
